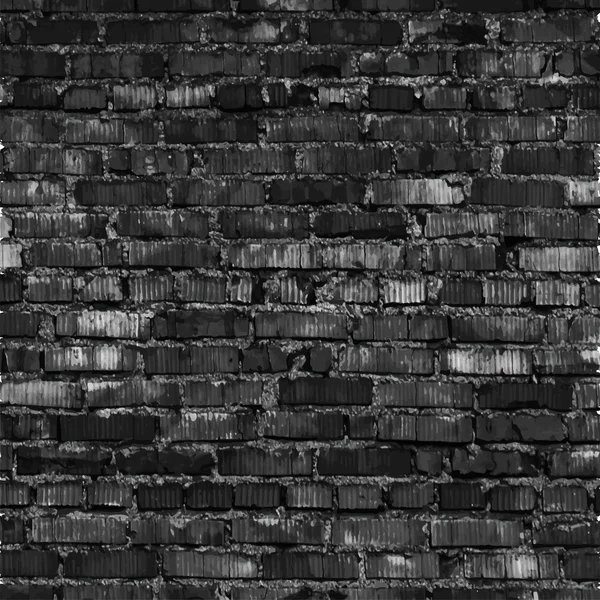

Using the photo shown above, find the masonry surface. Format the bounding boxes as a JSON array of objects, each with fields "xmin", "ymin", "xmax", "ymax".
[{"xmin": 2, "ymin": 0, "xmax": 600, "ymax": 599}]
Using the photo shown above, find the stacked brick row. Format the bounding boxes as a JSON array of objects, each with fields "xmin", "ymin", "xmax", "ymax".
[{"xmin": 2, "ymin": 0, "xmax": 600, "ymax": 598}]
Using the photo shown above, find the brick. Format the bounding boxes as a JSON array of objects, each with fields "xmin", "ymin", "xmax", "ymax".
[
  {"xmin": 232, "ymin": 518, "xmax": 325, "ymax": 544},
  {"xmin": 366, "ymin": 553, "xmax": 439, "ymax": 579},
  {"xmin": 266, "ymin": 116, "xmax": 359, "ymax": 142},
  {"xmin": 0, "ymin": 50, "xmax": 66, "ymax": 77},
  {"xmin": 477, "ymin": 415, "xmax": 565, "ymax": 442},
  {"xmin": 505, "ymin": 212, "xmax": 597, "ymax": 240},
  {"xmin": 543, "ymin": 487, "xmax": 588, "ymax": 513},
  {"xmin": 144, "ymin": 346, "xmax": 238, "ymax": 374},
  {"xmin": 438, "ymin": 275, "xmax": 483, "ymax": 303},
  {"xmin": 263, "ymin": 409, "xmax": 342, "ymax": 439},
  {"xmin": 64, "ymin": 551, "xmax": 157, "ymax": 579},
  {"xmin": 490, "ymin": 485, "xmax": 537, "ymax": 512},
  {"xmin": 451, "ymin": 316, "xmax": 544, "ymax": 342},
  {"xmin": 0, "ymin": 551, "xmax": 59, "ymax": 577},
  {"xmin": 478, "ymin": 383, "xmax": 573, "ymax": 411},
  {"xmin": 440, "ymin": 482, "xmax": 485, "ymax": 510},
  {"xmin": 164, "ymin": 118, "xmax": 257, "ymax": 144},
  {"xmin": 502, "ymin": 147, "xmax": 593, "ymax": 176},
  {"xmin": 0, "ymin": 381, "xmax": 81, "ymax": 409},
  {"xmin": 161, "ymin": 412, "xmax": 254, "ymax": 441},
  {"xmin": 221, "ymin": 210, "xmax": 309, "ymax": 239},
  {"xmin": 71, "ymin": 51, "xmax": 164, "ymax": 78},
  {"xmin": 64, "ymin": 587, "xmax": 151, "ymax": 600},
  {"xmin": 423, "ymin": 86, "xmax": 468, "ymax": 109},
  {"xmin": 263, "ymin": 553, "xmax": 358, "ymax": 580},
  {"xmin": 57, "ymin": 311, "xmax": 150, "ymax": 339},
  {"xmin": 265, "ymin": 50, "xmax": 352, "ymax": 77},
  {"xmin": 563, "ymin": 553, "xmax": 600, "ymax": 581},
  {"xmin": 424, "ymin": 213, "xmax": 499, "ymax": 237},
  {"xmin": 130, "ymin": 517, "xmax": 224, "ymax": 546},
  {"xmin": 347, "ymin": 0, "xmax": 434, "ymax": 8},
  {"xmin": 501, "ymin": 16, "xmax": 592, "ymax": 43},
  {"xmin": 0, "ymin": 482, "xmax": 30, "ymax": 507},
  {"xmin": 13, "ymin": 82, "xmax": 60, "ymax": 108},
  {"xmin": 14, "ymin": 214, "xmax": 106, "ymax": 238},
  {"xmin": 567, "ymin": 181, "xmax": 600, "ymax": 207},
  {"xmin": 9, "ymin": 19, "xmax": 100, "ymax": 44},
  {"xmin": 367, "ymin": 116, "xmax": 460, "ymax": 142},
  {"xmin": 389, "ymin": 483, "xmax": 435, "ymax": 509},
  {"xmin": 398, "ymin": 148, "xmax": 490, "ymax": 173},
  {"xmin": 353, "ymin": 315, "xmax": 408, "ymax": 341},
  {"xmin": 565, "ymin": 116, "xmax": 600, "ymax": 141},
  {"xmin": 332, "ymin": 518, "xmax": 427, "ymax": 547},
  {"xmin": 186, "ymin": 482, "xmax": 233, "ymax": 510},
  {"xmin": 369, "ymin": 86, "xmax": 414, "ymax": 110},
  {"xmin": 235, "ymin": 483, "xmax": 281, "ymax": 508},
  {"xmin": 338, "ymin": 485, "xmax": 382, "ymax": 511},
  {"xmin": 17, "ymin": 447, "xmax": 112, "ymax": 476},
  {"xmin": 269, "ymin": 180, "xmax": 364, "ymax": 205},
  {"xmin": 432, "ymin": 519, "xmax": 523, "ymax": 547},
  {"xmin": 37, "ymin": 483, "xmax": 83, "ymax": 507},
  {"xmin": 457, "ymin": 49, "xmax": 548, "ymax": 77},
  {"xmin": 318, "ymin": 447, "xmax": 411, "ymax": 476},
  {"xmin": 87, "ymin": 481, "xmax": 132, "ymax": 509},
  {"xmin": 45, "ymin": 346, "xmax": 138, "ymax": 372},
  {"xmin": 128, "ymin": 242, "xmax": 219, "ymax": 268},
  {"xmin": 425, "ymin": 245, "xmax": 497, "ymax": 271},
  {"xmin": 183, "ymin": 381, "xmax": 261, "ymax": 407},
  {"xmin": 339, "ymin": 347, "xmax": 434, "ymax": 374},
  {"xmin": 136, "ymin": 0, "xmax": 227, "ymax": 9},
  {"xmin": 279, "ymin": 378, "xmax": 372, "ymax": 405},
  {"xmin": 465, "ymin": 116, "xmax": 556, "ymax": 141},
  {"xmin": 60, "ymin": 414, "xmax": 154, "ymax": 442},
  {"xmin": 310, "ymin": 20, "xmax": 402, "ymax": 45},
  {"xmin": 470, "ymin": 179, "xmax": 564, "ymax": 207},
  {"xmin": 79, "ymin": 276, "xmax": 123, "ymax": 302},
  {"xmin": 287, "ymin": 483, "xmax": 332, "ymax": 509},
  {"xmin": 472, "ymin": 86, "xmax": 517, "ymax": 110},
  {"xmin": 441, "ymin": 349, "xmax": 532, "ymax": 375},
  {"xmin": 373, "ymin": 179, "xmax": 462, "ymax": 206},
  {"xmin": 409, "ymin": 17, "xmax": 486, "ymax": 43},
  {"xmin": 164, "ymin": 551, "xmax": 258, "ymax": 578},
  {"xmin": 0, "ymin": 180, "xmax": 65, "ymax": 206},
  {"xmin": 385, "ymin": 50, "xmax": 454, "ymax": 75},
  {"xmin": 417, "ymin": 415, "xmax": 473, "ymax": 443},
  {"xmin": 301, "ymin": 147, "xmax": 391, "ymax": 174},
  {"xmin": 380, "ymin": 382, "xmax": 472, "ymax": 408},
  {"xmin": 169, "ymin": 50, "xmax": 260, "ymax": 76},
  {"xmin": 535, "ymin": 281, "xmax": 581, "ymax": 306},
  {"xmin": 154, "ymin": 310, "xmax": 248, "ymax": 338},
  {"xmin": 521, "ymin": 248, "xmax": 600, "ymax": 273},
  {"xmin": 256, "ymin": 312, "xmax": 346, "ymax": 339},
  {"xmin": 218, "ymin": 447, "xmax": 312, "ymax": 476},
  {"xmin": 32, "ymin": 517, "xmax": 127, "ymax": 544},
  {"xmin": 465, "ymin": 553, "xmax": 559, "ymax": 579}
]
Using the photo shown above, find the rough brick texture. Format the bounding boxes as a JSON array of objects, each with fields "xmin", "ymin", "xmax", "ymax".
[{"xmin": 1, "ymin": 0, "xmax": 600, "ymax": 598}]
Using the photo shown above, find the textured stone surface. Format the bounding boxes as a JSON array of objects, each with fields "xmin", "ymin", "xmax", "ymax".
[{"xmin": 0, "ymin": 1, "xmax": 599, "ymax": 597}]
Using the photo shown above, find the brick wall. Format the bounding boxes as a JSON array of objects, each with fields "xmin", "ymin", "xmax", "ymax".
[{"xmin": 1, "ymin": 0, "xmax": 600, "ymax": 598}]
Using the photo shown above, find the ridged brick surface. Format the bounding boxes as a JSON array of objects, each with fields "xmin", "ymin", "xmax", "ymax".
[{"xmin": 1, "ymin": 0, "xmax": 600, "ymax": 599}]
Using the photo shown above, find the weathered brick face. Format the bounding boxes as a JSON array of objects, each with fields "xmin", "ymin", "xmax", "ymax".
[{"xmin": 0, "ymin": 1, "xmax": 599, "ymax": 598}]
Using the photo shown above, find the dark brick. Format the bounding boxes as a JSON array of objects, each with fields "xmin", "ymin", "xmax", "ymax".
[
  {"xmin": 186, "ymin": 482, "xmax": 233, "ymax": 510},
  {"xmin": 64, "ymin": 551, "xmax": 157, "ymax": 578},
  {"xmin": 279, "ymin": 378, "xmax": 372, "ymax": 405},
  {"xmin": 137, "ymin": 484, "xmax": 183, "ymax": 510},
  {"xmin": 318, "ymin": 447, "xmax": 411, "ymax": 476}
]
